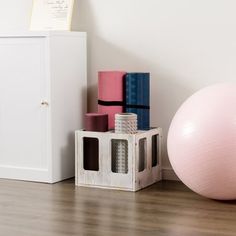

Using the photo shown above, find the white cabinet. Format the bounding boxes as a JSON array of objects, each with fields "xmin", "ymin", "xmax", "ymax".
[{"xmin": 0, "ymin": 31, "xmax": 87, "ymax": 183}]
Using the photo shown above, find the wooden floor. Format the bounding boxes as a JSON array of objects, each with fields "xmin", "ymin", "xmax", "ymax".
[{"xmin": 0, "ymin": 179, "xmax": 235, "ymax": 236}]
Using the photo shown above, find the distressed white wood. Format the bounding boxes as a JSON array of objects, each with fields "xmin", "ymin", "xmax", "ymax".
[
  {"xmin": 75, "ymin": 128, "xmax": 162, "ymax": 191},
  {"xmin": 134, "ymin": 128, "xmax": 162, "ymax": 191},
  {"xmin": 0, "ymin": 32, "xmax": 87, "ymax": 183}
]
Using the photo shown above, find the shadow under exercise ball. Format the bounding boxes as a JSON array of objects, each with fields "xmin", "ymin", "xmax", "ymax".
[{"xmin": 167, "ymin": 83, "xmax": 236, "ymax": 200}]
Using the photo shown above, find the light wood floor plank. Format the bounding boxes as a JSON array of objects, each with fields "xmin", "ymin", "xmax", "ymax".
[{"xmin": 0, "ymin": 179, "xmax": 235, "ymax": 236}]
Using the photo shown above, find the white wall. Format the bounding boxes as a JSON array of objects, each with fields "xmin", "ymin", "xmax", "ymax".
[
  {"xmin": 77, "ymin": 0, "xmax": 236, "ymax": 171},
  {"xmin": 0, "ymin": 0, "xmax": 32, "ymax": 31},
  {"xmin": 1, "ymin": 0, "xmax": 236, "ymax": 173}
]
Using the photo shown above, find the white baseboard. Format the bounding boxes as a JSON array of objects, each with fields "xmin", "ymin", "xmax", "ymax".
[
  {"xmin": 0, "ymin": 165, "xmax": 51, "ymax": 183},
  {"xmin": 162, "ymin": 167, "xmax": 180, "ymax": 181}
]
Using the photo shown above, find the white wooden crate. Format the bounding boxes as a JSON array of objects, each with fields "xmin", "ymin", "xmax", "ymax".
[{"xmin": 75, "ymin": 128, "xmax": 162, "ymax": 191}]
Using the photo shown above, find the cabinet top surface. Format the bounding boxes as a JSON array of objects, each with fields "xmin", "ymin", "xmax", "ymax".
[{"xmin": 0, "ymin": 31, "xmax": 86, "ymax": 38}]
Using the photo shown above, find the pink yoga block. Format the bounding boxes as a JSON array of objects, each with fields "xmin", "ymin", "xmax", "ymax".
[
  {"xmin": 98, "ymin": 71, "xmax": 126, "ymax": 129},
  {"xmin": 168, "ymin": 83, "xmax": 236, "ymax": 200}
]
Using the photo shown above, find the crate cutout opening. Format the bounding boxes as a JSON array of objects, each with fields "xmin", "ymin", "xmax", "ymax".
[
  {"xmin": 152, "ymin": 134, "xmax": 159, "ymax": 167},
  {"xmin": 111, "ymin": 139, "xmax": 128, "ymax": 174},
  {"xmin": 139, "ymin": 138, "xmax": 147, "ymax": 172},
  {"xmin": 83, "ymin": 137, "xmax": 99, "ymax": 171}
]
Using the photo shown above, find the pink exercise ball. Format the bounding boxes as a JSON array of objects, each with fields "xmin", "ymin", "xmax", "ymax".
[{"xmin": 167, "ymin": 83, "xmax": 236, "ymax": 200}]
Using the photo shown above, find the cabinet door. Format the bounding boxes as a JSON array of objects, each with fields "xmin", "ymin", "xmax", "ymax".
[{"xmin": 0, "ymin": 37, "xmax": 49, "ymax": 172}]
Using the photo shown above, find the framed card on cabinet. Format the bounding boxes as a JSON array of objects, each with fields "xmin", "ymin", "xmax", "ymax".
[{"xmin": 30, "ymin": 0, "xmax": 74, "ymax": 31}]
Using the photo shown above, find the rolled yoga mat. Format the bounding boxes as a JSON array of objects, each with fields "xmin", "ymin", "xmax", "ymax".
[
  {"xmin": 125, "ymin": 73, "xmax": 150, "ymax": 130},
  {"xmin": 84, "ymin": 113, "xmax": 108, "ymax": 171},
  {"xmin": 112, "ymin": 113, "xmax": 137, "ymax": 174},
  {"xmin": 98, "ymin": 71, "xmax": 126, "ymax": 130}
]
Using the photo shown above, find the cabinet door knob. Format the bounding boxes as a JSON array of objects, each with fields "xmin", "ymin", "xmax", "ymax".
[{"xmin": 41, "ymin": 101, "xmax": 49, "ymax": 106}]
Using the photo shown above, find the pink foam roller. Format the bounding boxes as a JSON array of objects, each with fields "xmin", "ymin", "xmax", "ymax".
[{"xmin": 98, "ymin": 71, "xmax": 126, "ymax": 129}]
